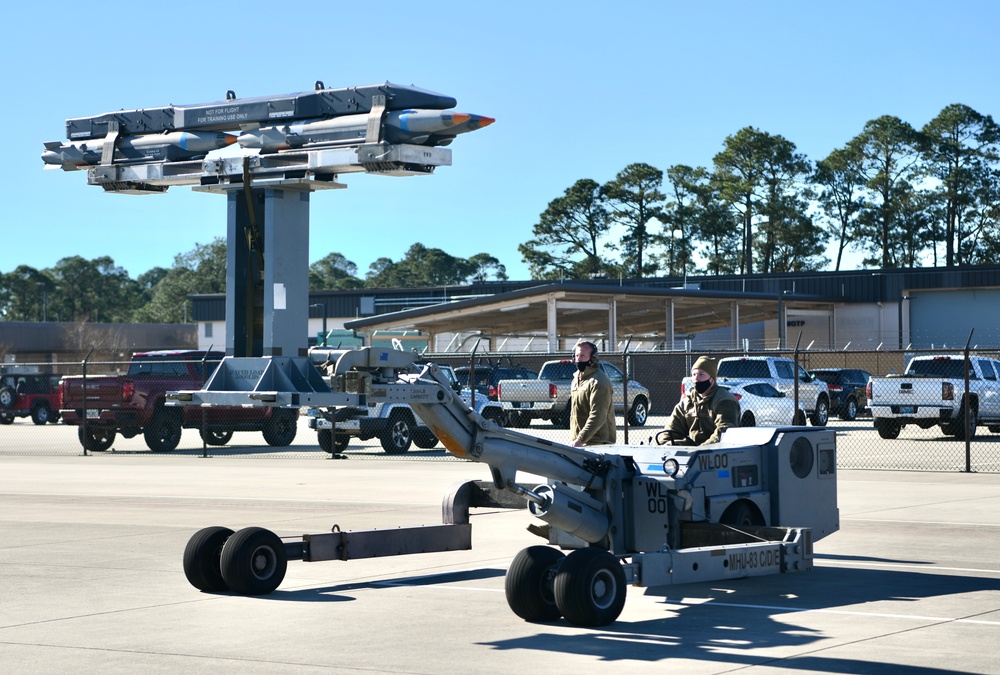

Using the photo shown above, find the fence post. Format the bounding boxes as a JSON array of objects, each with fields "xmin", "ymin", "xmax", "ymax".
[
  {"xmin": 80, "ymin": 349, "xmax": 93, "ymax": 456},
  {"xmin": 793, "ymin": 333, "xmax": 803, "ymax": 425},
  {"xmin": 622, "ymin": 336, "xmax": 633, "ymax": 445},
  {"xmin": 963, "ymin": 329, "xmax": 974, "ymax": 473}
]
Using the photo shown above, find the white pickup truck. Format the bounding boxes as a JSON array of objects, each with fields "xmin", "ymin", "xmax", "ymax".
[
  {"xmin": 866, "ymin": 354, "xmax": 1000, "ymax": 439},
  {"xmin": 497, "ymin": 359, "xmax": 651, "ymax": 428}
]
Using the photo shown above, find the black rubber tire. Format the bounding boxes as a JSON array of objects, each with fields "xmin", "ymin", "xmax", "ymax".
[
  {"xmin": 628, "ymin": 397, "xmax": 649, "ymax": 426},
  {"xmin": 317, "ymin": 430, "xmax": 350, "ymax": 454},
  {"xmin": 183, "ymin": 526, "xmax": 234, "ymax": 592},
  {"xmin": 412, "ymin": 427, "xmax": 439, "ymax": 449},
  {"xmin": 0, "ymin": 386, "xmax": 17, "ymax": 409},
  {"xmin": 946, "ymin": 404, "xmax": 977, "ymax": 439},
  {"xmin": 380, "ymin": 411, "xmax": 413, "ymax": 454},
  {"xmin": 220, "ymin": 526, "xmax": 287, "ymax": 595},
  {"xmin": 482, "ymin": 409, "xmax": 506, "ymax": 428},
  {"xmin": 31, "ymin": 403, "xmax": 51, "ymax": 425},
  {"xmin": 810, "ymin": 397, "xmax": 829, "ymax": 426},
  {"xmin": 144, "ymin": 410, "xmax": 182, "ymax": 452},
  {"xmin": 262, "ymin": 409, "xmax": 298, "ymax": 447},
  {"xmin": 875, "ymin": 418, "xmax": 901, "ymax": 440},
  {"xmin": 553, "ymin": 547, "xmax": 627, "ymax": 627},
  {"xmin": 840, "ymin": 397, "xmax": 859, "ymax": 421},
  {"xmin": 78, "ymin": 425, "xmax": 116, "ymax": 452},
  {"xmin": 550, "ymin": 409, "xmax": 571, "ymax": 429},
  {"xmin": 793, "ymin": 409, "xmax": 807, "ymax": 426},
  {"xmin": 720, "ymin": 500, "xmax": 764, "ymax": 527},
  {"xmin": 317, "ymin": 428, "xmax": 333, "ymax": 453},
  {"xmin": 200, "ymin": 428, "xmax": 234, "ymax": 446},
  {"xmin": 0, "ymin": 413, "xmax": 14, "ymax": 425},
  {"xmin": 505, "ymin": 546, "xmax": 566, "ymax": 623},
  {"xmin": 507, "ymin": 412, "xmax": 531, "ymax": 428},
  {"xmin": 741, "ymin": 411, "xmax": 756, "ymax": 427}
]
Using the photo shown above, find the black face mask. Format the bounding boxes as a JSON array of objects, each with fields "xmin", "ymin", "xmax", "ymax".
[
  {"xmin": 694, "ymin": 378, "xmax": 712, "ymax": 394},
  {"xmin": 576, "ymin": 361, "xmax": 589, "ymax": 373}
]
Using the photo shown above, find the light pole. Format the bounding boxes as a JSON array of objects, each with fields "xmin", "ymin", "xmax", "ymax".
[
  {"xmin": 310, "ymin": 303, "xmax": 328, "ymax": 346},
  {"xmin": 36, "ymin": 282, "xmax": 47, "ymax": 322}
]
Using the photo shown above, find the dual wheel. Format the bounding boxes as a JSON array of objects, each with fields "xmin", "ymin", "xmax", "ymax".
[
  {"xmin": 183, "ymin": 526, "xmax": 287, "ymax": 595},
  {"xmin": 505, "ymin": 545, "xmax": 626, "ymax": 627}
]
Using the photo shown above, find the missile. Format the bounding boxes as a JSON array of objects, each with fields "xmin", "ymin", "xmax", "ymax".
[
  {"xmin": 237, "ymin": 109, "xmax": 495, "ymax": 153},
  {"xmin": 41, "ymin": 131, "xmax": 237, "ymax": 170}
]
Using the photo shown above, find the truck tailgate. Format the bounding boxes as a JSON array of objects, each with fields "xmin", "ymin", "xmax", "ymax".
[
  {"xmin": 497, "ymin": 379, "xmax": 551, "ymax": 403},
  {"xmin": 60, "ymin": 376, "xmax": 125, "ymax": 408}
]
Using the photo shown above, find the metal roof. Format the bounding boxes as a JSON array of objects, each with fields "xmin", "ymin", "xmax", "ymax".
[{"xmin": 342, "ymin": 282, "xmax": 839, "ymax": 339}]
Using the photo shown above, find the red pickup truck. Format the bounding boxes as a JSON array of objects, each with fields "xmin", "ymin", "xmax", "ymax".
[
  {"xmin": 0, "ymin": 373, "xmax": 63, "ymax": 425},
  {"xmin": 59, "ymin": 350, "xmax": 299, "ymax": 452}
]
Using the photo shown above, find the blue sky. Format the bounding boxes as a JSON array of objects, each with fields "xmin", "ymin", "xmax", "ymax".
[{"xmin": 4, "ymin": 1, "xmax": 998, "ymax": 282}]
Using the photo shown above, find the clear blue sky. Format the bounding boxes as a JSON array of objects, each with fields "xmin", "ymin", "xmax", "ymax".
[{"xmin": 4, "ymin": 1, "xmax": 998, "ymax": 282}]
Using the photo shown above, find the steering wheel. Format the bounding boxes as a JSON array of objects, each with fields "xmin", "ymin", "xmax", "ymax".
[{"xmin": 655, "ymin": 428, "xmax": 686, "ymax": 446}]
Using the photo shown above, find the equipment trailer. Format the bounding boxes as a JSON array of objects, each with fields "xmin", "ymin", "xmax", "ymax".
[{"xmin": 174, "ymin": 347, "xmax": 838, "ymax": 627}]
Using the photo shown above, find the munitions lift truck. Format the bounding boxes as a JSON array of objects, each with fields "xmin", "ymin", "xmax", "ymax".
[{"xmin": 173, "ymin": 346, "xmax": 839, "ymax": 627}]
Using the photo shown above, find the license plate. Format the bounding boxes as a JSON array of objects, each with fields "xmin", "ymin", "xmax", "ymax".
[
  {"xmin": 512, "ymin": 402, "xmax": 532, "ymax": 409},
  {"xmin": 86, "ymin": 409, "xmax": 100, "ymax": 419},
  {"xmin": 898, "ymin": 406, "xmax": 915, "ymax": 415}
]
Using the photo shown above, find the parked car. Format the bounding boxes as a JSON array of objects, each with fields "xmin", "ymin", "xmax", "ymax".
[
  {"xmin": 809, "ymin": 368, "xmax": 871, "ymax": 420},
  {"xmin": 716, "ymin": 356, "xmax": 830, "ymax": 426},
  {"xmin": 0, "ymin": 373, "xmax": 63, "ymax": 425},
  {"xmin": 724, "ymin": 380, "xmax": 802, "ymax": 427}
]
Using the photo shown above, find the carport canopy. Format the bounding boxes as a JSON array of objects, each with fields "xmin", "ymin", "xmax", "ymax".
[{"xmin": 344, "ymin": 282, "xmax": 837, "ymax": 352}]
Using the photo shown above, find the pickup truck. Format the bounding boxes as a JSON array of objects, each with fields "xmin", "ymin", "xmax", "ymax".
[
  {"xmin": 308, "ymin": 363, "xmax": 506, "ymax": 453},
  {"xmin": 497, "ymin": 359, "xmax": 651, "ymax": 428},
  {"xmin": 708, "ymin": 356, "xmax": 830, "ymax": 426},
  {"xmin": 866, "ymin": 354, "xmax": 1000, "ymax": 439},
  {"xmin": 59, "ymin": 350, "xmax": 299, "ymax": 452},
  {"xmin": 0, "ymin": 373, "xmax": 62, "ymax": 425}
]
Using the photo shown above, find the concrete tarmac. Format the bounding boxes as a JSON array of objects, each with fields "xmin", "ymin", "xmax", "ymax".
[{"xmin": 2, "ymin": 436, "xmax": 1000, "ymax": 674}]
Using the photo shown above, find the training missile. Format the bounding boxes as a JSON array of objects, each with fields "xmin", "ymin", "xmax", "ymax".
[
  {"xmin": 237, "ymin": 109, "xmax": 495, "ymax": 153},
  {"xmin": 41, "ymin": 131, "xmax": 237, "ymax": 170},
  {"xmin": 64, "ymin": 83, "xmax": 459, "ymax": 141}
]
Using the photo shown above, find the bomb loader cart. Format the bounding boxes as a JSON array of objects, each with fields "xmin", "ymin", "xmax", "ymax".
[{"xmin": 172, "ymin": 347, "xmax": 839, "ymax": 627}]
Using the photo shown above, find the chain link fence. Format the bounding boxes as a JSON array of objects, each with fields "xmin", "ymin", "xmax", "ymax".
[{"xmin": 2, "ymin": 347, "xmax": 998, "ymax": 472}]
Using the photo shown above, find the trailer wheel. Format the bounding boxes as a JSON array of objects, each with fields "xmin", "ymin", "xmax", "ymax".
[
  {"xmin": 318, "ymin": 429, "xmax": 350, "ymax": 454},
  {"xmin": 380, "ymin": 410, "xmax": 413, "ymax": 454},
  {"xmin": 413, "ymin": 427, "xmax": 439, "ymax": 449},
  {"xmin": 183, "ymin": 526, "xmax": 234, "ymax": 592},
  {"xmin": 78, "ymin": 426, "xmax": 115, "ymax": 452},
  {"xmin": 263, "ymin": 409, "xmax": 298, "ymax": 447},
  {"xmin": 553, "ymin": 547, "xmax": 626, "ymax": 627},
  {"xmin": 220, "ymin": 527, "xmax": 287, "ymax": 595},
  {"xmin": 200, "ymin": 428, "xmax": 234, "ymax": 446},
  {"xmin": 720, "ymin": 500, "xmax": 764, "ymax": 527},
  {"xmin": 875, "ymin": 418, "xmax": 901, "ymax": 440},
  {"xmin": 144, "ymin": 410, "xmax": 182, "ymax": 452},
  {"xmin": 505, "ymin": 546, "xmax": 565, "ymax": 622}
]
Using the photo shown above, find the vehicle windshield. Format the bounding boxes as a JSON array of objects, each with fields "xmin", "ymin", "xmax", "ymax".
[{"xmin": 539, "ymin": 362, "xmax": 576, "ymax": 380}]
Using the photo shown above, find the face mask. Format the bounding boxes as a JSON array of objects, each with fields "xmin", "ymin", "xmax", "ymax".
[
  {"xmin": 576, "ymin": 361, "xmax": 589, "ymax": 373},
  {"xmin": 695, "ymin": 378, "xmax": 712, "ymax": 394}
]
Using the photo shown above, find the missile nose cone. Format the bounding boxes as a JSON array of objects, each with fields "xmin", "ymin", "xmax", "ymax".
[
  {"xmin": 223, "ymin": 134, "xmax": 238, "ymax": 146},
  {"xmin": 451, "ymin": 113, "xmax": 471, "ymax": 125},
  {"xmin": 472, "ymin": 115, "xmax": 495, "ymax": 129}
]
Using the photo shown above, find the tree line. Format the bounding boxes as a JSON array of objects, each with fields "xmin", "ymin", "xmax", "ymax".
[
  {"xmin": 523, "ymin": 103, "xmax": 1000, "ymax": 278},
  {"xmin": 2, "ymin": 103, "xmax": 998, "ymax": 323},
  {"xmin": 0, "ymin": 241, "xmax": 508, "ymax": 324}
]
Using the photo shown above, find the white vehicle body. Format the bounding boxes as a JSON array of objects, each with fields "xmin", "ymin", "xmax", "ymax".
[{"xmin": 715, "ymin": 356, "xmax": 830, "ymax": 426}]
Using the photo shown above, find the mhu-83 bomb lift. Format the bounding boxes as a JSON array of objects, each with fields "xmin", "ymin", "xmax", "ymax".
[{"xmin": 45, "ymin": 83, "xmax": 838, "ymax": 627}]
